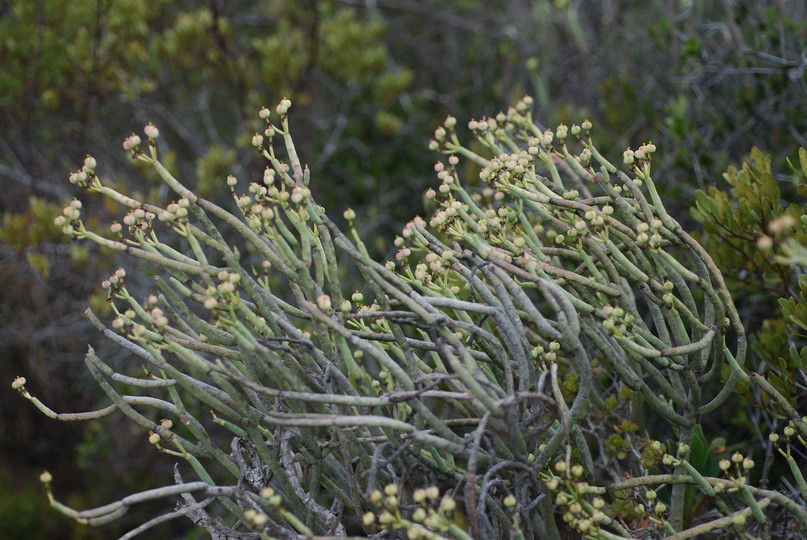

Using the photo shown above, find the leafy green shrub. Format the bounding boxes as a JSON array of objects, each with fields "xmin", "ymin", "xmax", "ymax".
[{"xmin": 14, "ymin": 97, "xmax": 807, "ymax": 539}]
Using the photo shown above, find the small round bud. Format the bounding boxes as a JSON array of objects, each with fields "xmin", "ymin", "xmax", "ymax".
[
  {"xmin": 440, "ymin": 497, "xmax": 456, "ymax": 512},
  {"xmin": 259, "ymin": 107, "xmax": 271, "ymax": 119},
  {"xmin": 40, "ymin": 471, "xmax": 52, "ymax": 484},
  {"xmin": 362, "ymin": 512, "xmax": 375, "ymax": 526},
  {"xmin": 756, "ymin": 235, "xmax": 773, "ymax": 251},
  {"xmin": 144, "ymin": 124, "xmax": 159, "ymax": 139},
  {"xmin": 252, "ymin": 134, "xmax": 264, "ymax": 148},
  {"xmin": 149, "ymin": 432, "xmax": 161, "ymax": 444},
  {"xmin": 343, "ymin": 208, "xmax": 356, "ymax": 221},
  {"xmin": 12, "ymin": 376, "xmax": 27, "ymax": 390},
  {"xmin": 276, "ymin": 98, "xmax": 292, "ymax": 115},
  {"xmin": 317, "ymin": 294, "xmax": 332, "ymax": 311}
]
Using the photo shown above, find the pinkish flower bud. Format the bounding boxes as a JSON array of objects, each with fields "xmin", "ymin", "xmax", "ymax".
[
  {"xmin": 122, "ymin": 134, "xmax": 141, "ymax": 150},
  {"xmin": 144, "ymin": 124, "xmax": 159, "ymax": 139},
  {"xmin": 259, "ymin": 107, "xmax": 271, "ymax": 119}
]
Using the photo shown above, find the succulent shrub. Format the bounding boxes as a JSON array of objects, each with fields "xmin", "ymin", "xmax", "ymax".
[{"xmin": 14, "ymin": 97, "xmax": 807, "ymax": 539}]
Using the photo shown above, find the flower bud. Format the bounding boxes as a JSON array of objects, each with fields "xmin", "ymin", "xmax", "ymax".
[{"xmin": 317, "ymin": 294, "xmax": 332, "ymax": 311}]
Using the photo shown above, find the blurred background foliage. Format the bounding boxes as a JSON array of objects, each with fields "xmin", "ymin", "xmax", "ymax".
[{"xmin": 1, "ymin": 0, "xmax": 806, "ymax": 537}]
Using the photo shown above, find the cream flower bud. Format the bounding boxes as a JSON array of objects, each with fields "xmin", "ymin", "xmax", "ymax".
[
  {"xmin": 12, "ymin": 376, "xmax": 26, "ymax": 390},
  {"xmin": 144, "ymin": 124, "xmax": 159, "ymax": 139},
  {"xmin": 317, "ymin": 294, "xmax": 332, "ymax": 311}
]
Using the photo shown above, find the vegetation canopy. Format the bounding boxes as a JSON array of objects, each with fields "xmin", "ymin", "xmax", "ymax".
[{"xmin": 13, "ymin": 96, "xmax": 807, "ymax": 539}]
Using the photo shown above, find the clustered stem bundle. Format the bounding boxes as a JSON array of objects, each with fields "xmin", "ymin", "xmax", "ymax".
[{"xmin": 14, "ymin": 97, "xmax": 807, "ymax": 539}]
